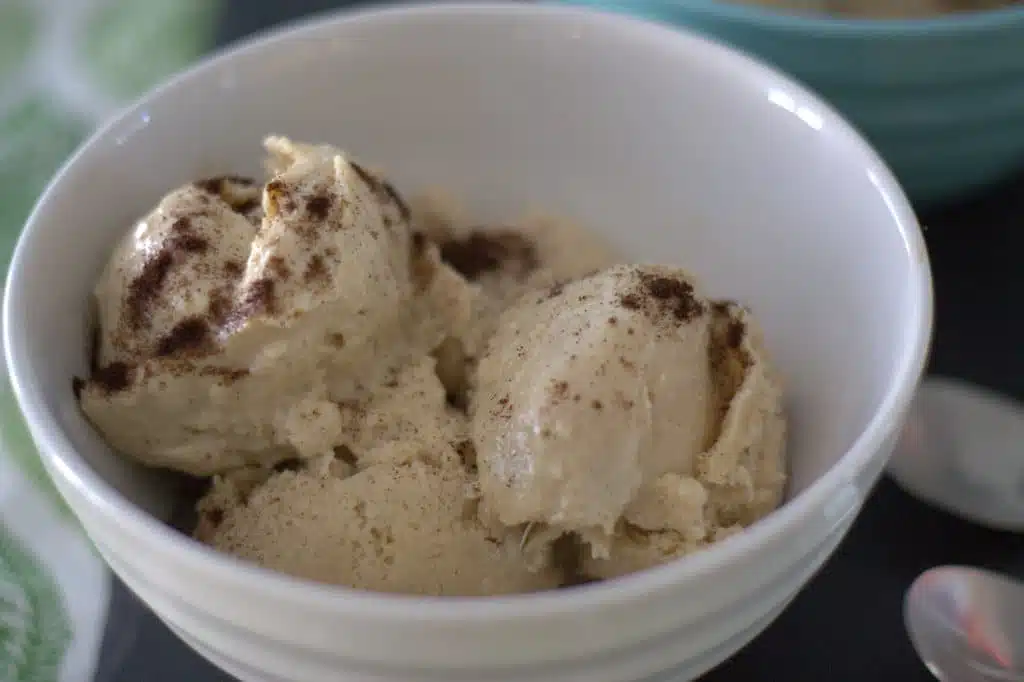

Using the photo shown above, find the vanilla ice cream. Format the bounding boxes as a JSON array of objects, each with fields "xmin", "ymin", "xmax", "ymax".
[
  {"xmin": 77, "ymin": 137, "xmax": 473, "ymax": 476},
  {"xmin": 78, "ymin": 136, "xmax": 787, "ymax": 595},
  {"xmin": 471, "ymin": 265, "xmax": 786, "ymax": 570},
  {"xmin": 200, "ymin": 459, "xmax": 561, "ymax": 596},
  {"xmin": 412, "ymin": 193, "xmax": 618, "ymax": 403}
]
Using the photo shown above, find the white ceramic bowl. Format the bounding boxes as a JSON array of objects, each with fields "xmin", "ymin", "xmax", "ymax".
[{"xmin": 4, "ymin": 5, "xmax": 932, "ymax": 682}]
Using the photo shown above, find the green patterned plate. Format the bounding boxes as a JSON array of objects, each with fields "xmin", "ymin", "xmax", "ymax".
[{"xmin": 0, "ymin": 527, "xmax": 72, "ymax": 682}]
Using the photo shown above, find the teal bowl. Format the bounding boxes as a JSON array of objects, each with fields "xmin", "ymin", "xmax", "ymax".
[{"xmin": 552, "ymin": 0, "xmax": 1024, "ymax": 204}]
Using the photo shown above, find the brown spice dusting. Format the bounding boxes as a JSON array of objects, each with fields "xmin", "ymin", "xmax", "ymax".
[
  {"xmin": 224, "ymin": 278, "xmax": 277, "ymax": 331},
  {"xmin": 93, "ymin": 361, "xmax": 133, "ymax": 393},
  {"xmin": 223, "ymin": 260, "xmax": 242, "ymax": 277},
  {"xmin": 619, "ymin": 293, "xmax": 642, "ymax": 310},
  {"xmin": 305, "ymin": 194, "xmax": 331, "ymax": 221},
  {"xmin": 546, "ymin": 282, "xmax": 565, "ymax": 300},
  {"xmin": 715, "ymin": 303, "xmax": 755, "ymax": 372},
  {"xmin": 126, "ymin": 251, "xmax": 174, "ymax": 328},
  {"xmin": 347, "ymin": 162, "xmax": 409, "ymax": 221},
  {"xmin": 244, "ymin": 278, "xmax": 277, "ymax": 314},
  {"xmin": 267, "ymin": 255, "xmax": 291, "ymax": 280},
  {"xmin": 550, "ymin": 379, "xmax": 569, "ymax": 400},
  {"xmin": 72, "ymin": 377, "xmax": 85, "ymax": 400},
  {"xmin": 206, "ymin": 508, "xmax": 224, "ymax": 527},
  {"xmin": 199, "ymin": 366, "xmax": 249, "ymax": 383},
  {"xmin": 173, "ymin": 234, "xmax": 208, "ymax": 253},
  {"xmin": 639, "ymin": 272, "xmax": 704, "ymax": 322},
  {"xmin": 455, "ymin": 440, "xmax": 476, "ymax": 468},
  {"xmin": 328, "ymin": 333, "xmax": 345, "ymax": 348},
  {"xmin": 156, "ymin": 317, "xmax": 213, "ymax": 357},
  {"xmin": 493, "ymin": 394, "xmax": 514, "ymax": 418},
  {"xmin": 438, "ymin": 230, "xmax": 538, "ymax": 280},
  {"xmin": 304, "ymin": 254, "xmax": 329, "ymax": 284},
  {"xmin": 171, "ymin": 216, "xmax": 191, "ymax": 232},
  {"xmin": 608, "ymin": 316, "xmax": 618, "ymax": 326},
  {"xmin": 125, "ymin": 232, "xmax": 212, "ymax": 328},
  {"xmin": 591, "ymin": 399, "xmax": 603, "ymax": 410},
  {"xmin": 207, "ymin": 290, "xmax": 231, "ymax": 323}
]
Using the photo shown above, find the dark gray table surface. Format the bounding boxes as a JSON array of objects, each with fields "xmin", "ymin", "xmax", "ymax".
[{"xmin": 93, "ymin": 2, "xmax": 1024, "ymax": 680}]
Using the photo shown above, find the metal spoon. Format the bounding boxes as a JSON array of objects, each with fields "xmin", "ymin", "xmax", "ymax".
[
  {"xmin": 888, "ymin": 377, "xmax": 1024, "ymax": 532},
  {"xmin": 906, "ymin": 566, "xmax": 1024, "ymax": 681}
]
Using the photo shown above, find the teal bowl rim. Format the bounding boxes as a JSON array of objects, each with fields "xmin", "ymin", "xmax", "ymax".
[{"xmin": 664, "ymin": 1, "xmax": 1024, "ymax": 36}]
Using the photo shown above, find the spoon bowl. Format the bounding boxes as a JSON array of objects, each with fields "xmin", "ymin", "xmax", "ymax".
[
  {"xmin": 906, "ymin": 566, "xmax": 1024, "ymax": 682},
  {"xmin": 889, "ymin": 377, "xmax": 1024, "ymax": 532}
]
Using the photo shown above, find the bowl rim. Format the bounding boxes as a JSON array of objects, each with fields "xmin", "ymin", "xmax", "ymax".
[
  {"xmin": 657, "ymin": 0, "xmax": 1024, "ymax": 37},
  {"xmin": 4, "ymin": 2, "xmax": 933, "ymax": 623}
]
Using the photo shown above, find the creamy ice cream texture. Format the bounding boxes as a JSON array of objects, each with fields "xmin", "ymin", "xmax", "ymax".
[
  {"xmin": 76, "ymin": 136, "xmax": 787, "ymax": 595},
  {"xmin": 77, "ymin": 137, "xmax": 471, "ymax": 476},
  {"xmin": 472, "ymin": 265, "xmax": 786, "ymax": 577},
  {"xmin": 200, "ymin": 460, "xmax": 560, "ymax": 596}
]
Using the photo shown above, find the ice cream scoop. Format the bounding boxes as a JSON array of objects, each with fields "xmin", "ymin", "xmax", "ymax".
[
  {"xmin": 77, "ymin": 138, "xmax": 470, "ymax": 476},
  {"xmin": 472, "ymin": 265, "xmax": 787, "ymax": 569}
]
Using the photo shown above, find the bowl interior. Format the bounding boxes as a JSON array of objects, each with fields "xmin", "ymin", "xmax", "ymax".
[{"xmin": 6, "ymin": 5, "xmax": 926, "ymax": 538}]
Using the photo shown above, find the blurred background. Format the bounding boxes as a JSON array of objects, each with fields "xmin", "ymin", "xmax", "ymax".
[
  {"xmin": 0, "ymin": 0, "xmax": 217, "ymax": 270},
  {"xmin": 0, "ymin": 1, "xmax": 1022, "ymax": 681}
]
